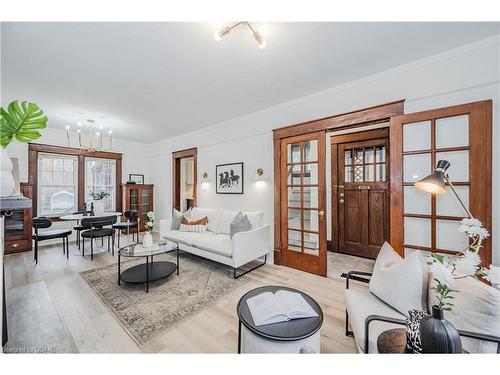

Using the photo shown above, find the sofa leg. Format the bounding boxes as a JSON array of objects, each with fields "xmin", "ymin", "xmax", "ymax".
[
  {"xmin": 233, "ymin": 254, "xmax": 267, "ymax": 279},
  {"xmin": 345, "ymin": 310, "xmax": 354, "ymax": 337}
]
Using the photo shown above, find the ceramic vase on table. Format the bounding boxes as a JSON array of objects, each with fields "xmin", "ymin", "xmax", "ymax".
[
  {"xmin": 93, "ymin": 200, "xmax": 105, "ymax": 216},
  {"xmin": 0, "ymin": 148, "xmax": 15, "ymax": 197},
  {"xmin": 143, "ymin": 231, "xmax": 153, "ymax": 248},
  {"xmin": 420, "ymin": 305, "xmax": 462, "ymax": 353}
]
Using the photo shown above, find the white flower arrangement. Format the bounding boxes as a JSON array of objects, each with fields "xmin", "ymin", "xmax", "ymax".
[
  {"xmin": 145, "ymin": 211, "xmax": 154, "ymax": 232},
  {"xmin": 427, "ymin": 217, "xmax": 495, "ymax": 311}
]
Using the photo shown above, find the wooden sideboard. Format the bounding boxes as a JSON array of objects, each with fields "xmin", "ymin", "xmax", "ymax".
[{"xmin": 121, "ymin": 184, "xmax": 154, "ymax": 232}]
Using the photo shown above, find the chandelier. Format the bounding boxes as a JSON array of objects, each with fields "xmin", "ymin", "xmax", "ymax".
[
  {"xmin": 66, "ymin": 118, "xmax": 112, "ymax": 152},
  {"xmin": 214, "ymin": 22, "xmax": 266, "ymax": 49}
]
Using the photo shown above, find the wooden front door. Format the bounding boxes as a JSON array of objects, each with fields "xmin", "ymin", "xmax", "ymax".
[
  {"xmin": 281, "ymin": 132, "xmax": 327, "ymax": 276},
  {"xmin": 333, "ymin": 131, "xmax": 390, "ymax": 258}
]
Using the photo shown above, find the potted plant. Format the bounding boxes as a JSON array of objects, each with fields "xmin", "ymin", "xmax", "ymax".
[
  {"xmin": 143, "ymin": 211, "xmax": 155, "ymax": 248},
  {"xmin": 0, "ymin": 100, "xmax": 47, "ymax": 196},
  {"xmin": 89, "ymin": 190, "xmax": 110, "ymax": 216},
  {"xmin": 421, "ymin": 218, "xmax": 498, "ymax": 353}
]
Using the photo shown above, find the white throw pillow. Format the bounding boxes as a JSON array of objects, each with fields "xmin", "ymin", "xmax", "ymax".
[
  {"xmin": 216, "ymin": 210, "xmax": 238, "ymax": 234},
  {"xmin": 369, "ymin": 242, "xmax": 428, "ymax": 316},
  {"xmin": 179, "ymin": 223, "xmax": 207, "ymax": 233},
  {"xmin": 189, "ymin": 207, "xmax": 222, "ymax": 233},
  {"xmin": 428, "ymin": 276, "xmax": 500, "ymax": 353},
  {"xmin": 242, "ymin": 211, "xmax": 264, "ymax": 229}
]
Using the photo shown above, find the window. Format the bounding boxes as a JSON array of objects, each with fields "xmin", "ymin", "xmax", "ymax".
[
  {"xmin": 85, "ymin": 158, "xmax": 116, "ymax": 211},
  {"xmin": 37, "ymin": 153, "xmax": 78, "ymax": 216}
]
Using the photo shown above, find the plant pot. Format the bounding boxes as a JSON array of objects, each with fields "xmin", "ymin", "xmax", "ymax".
[
  {"xmin": 93, "ymin": 200, "xmax": 105, "ymax": 216},
  {"xmin": 0, "ymin": 148, "xmax": 15, "ymax": 197},
  {"xmin": 143, "ymin": 232, "xmax": 153, "ymax": 248},
  {"xmin": 420, "ymin": 305, "xmax": 462, "ymax": 353}
]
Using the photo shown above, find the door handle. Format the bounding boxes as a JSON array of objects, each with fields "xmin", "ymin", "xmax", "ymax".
[{"xmin": 319, "ymin": 210, "xmax": 325, "ymax": 217}]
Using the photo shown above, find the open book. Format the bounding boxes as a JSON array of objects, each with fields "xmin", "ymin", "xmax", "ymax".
[{"xmin": 246, "ymin": 290, "xmax": 318, "ymax": 326}]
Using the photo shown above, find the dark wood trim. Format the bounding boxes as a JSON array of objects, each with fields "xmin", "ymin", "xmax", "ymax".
[
  {"xmin": 273, "ymin": 138, "xmax": 282, "ymax": 265},
  {"xmin": 28, "ymin": 143, "xmax": 123, "ymax": 216},
  {"xmin": 172, "ymin": 147, "xmax": 197, "ymax": 212},
  {"xmin": 390, "ymin": 100, "xmax": 492, "ymax": 265},
  {"xmin": 330, "ymin": 127, "xmax": 389, "ymax": 145},
  {"xmin": 273, "ymin": 101, "xmax": 404, "ymax": 140}
]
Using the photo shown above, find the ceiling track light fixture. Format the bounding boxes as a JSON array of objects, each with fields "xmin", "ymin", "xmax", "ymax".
[{"xmin": 214, "ymin": 21, "xmax": 266, "ymax": 49}]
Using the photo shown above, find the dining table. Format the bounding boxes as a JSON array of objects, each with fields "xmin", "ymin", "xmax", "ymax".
[{"xmin": 59, "ymin": 211, "xmax": 123, "ymax": 256}]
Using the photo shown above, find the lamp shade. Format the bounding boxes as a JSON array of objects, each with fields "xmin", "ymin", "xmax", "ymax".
[{"xmin": 414, "ymin": 160, "xmax": 450, "ymax": 194}]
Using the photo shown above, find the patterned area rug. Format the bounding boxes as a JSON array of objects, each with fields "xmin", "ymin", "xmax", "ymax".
[{"xmin": 80, "ymin": 252, "xmax": 249, "ymax": 347}]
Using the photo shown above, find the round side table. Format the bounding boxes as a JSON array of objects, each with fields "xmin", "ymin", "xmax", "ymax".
[
  {"xmin": 237, "ymin": 286, "xmax": 323, "ymax": 353},
  {"xmin": 377, "ymin": 328, "xmax": 408, "ymax": 354}
]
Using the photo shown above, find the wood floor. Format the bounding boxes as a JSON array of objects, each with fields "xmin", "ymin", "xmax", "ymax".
[{"xmin": 3, "ymin": 235, "xmax": 374, "ymax": 353}]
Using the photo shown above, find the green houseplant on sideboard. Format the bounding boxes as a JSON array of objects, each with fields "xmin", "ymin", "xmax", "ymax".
[{"xmin": 0, "ymin": 100, "xmax": 47, "ymax": 196}]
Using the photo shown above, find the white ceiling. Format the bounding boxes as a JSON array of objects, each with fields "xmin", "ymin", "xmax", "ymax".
[{"xmin": 2, "ymin": 22, "xmax": 499, "ymax": 143}]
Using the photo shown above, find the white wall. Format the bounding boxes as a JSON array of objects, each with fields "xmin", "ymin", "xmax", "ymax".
[{"xmin": 146, "ymin": 35, "xmax": 500, "ymax": 265}]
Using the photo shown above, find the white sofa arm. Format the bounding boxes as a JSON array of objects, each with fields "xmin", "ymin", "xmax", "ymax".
[
  {"xmin": 232, "ymin": 224, "xmax": 271, "ymax": 268},
  {"xmin": 159, "ymin": 218, "xmax": 172, "ymax": 238}
]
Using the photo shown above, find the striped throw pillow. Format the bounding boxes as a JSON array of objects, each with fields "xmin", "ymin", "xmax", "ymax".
[{"xmin": 180, "ymin": 216, "xmax": 208, "ymax": 233}]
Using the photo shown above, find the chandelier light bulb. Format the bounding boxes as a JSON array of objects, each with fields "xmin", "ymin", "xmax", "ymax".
[
  {"xmin": 214, "ymin": 30, "xmax": 223, "ymax": 42},
  {"xmin": 65, "ymin": 125, "xmax": 70, "ymax": 130},
  {"xmin": 253, "ymin": 31, "xmax": 266, "ymax": 49},
  {"xmin": 108, "ymin": 130, "xmax": 112, "ymax": 134},
  {"xmin": 77, "ymin": 122, "xmax": 82, "ymax": 127}
]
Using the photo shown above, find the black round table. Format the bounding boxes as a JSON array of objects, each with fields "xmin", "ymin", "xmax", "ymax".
[{"xmin": 237, "ymin": 286, "xmax": 323, "ymax": 353}]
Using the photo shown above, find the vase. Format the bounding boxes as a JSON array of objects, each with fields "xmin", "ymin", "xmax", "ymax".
[
  {"xmin": 420, "ymin": 305, "xmax": 462, "ymax": 353},
  {"xmin": 143, "ymin": 232, "xmax": 153, "ymax": 248},
  {"xmin": 93, "ymin": 200, "xmax": 105, "ymax": 216},
  {"xmin": 0, "ymin": 148, "xmax": 15, "ymax": 197}
]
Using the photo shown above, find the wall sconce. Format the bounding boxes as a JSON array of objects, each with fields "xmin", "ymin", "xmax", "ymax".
[
  {"xmin": 201, "ymin": 172, "xmax": 209, "ymax": 191},
  {"xmin": 255, "ymin": 168, "xmax": 266, "ymax": 188}
]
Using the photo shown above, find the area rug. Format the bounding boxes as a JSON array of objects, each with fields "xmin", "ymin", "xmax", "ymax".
[{"xmin": 80, "ymin": 252, "xmax": 249, "ymax": 347}]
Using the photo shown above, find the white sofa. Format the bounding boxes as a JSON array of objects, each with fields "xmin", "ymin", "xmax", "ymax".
[{"xmin": 159, "ymin": 208, "xmax": 271, "ymax": 278}]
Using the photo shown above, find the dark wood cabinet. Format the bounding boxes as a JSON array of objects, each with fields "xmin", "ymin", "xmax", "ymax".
[
  {"xmin": 1, "ymin": 184, "xmax": 33, "ymax": 255},
  {"xmin": 121, "ymin": 184, "xmax": 154, "ymax": 232}
]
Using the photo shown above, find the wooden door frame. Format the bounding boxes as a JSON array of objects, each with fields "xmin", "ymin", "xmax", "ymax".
[
  {"xmin": 390, "ymin": 100, "xmax": 492, "ymax": 265},
  {"xmin": 273, "ymin": 101, "xmax": 404, "ymax": 267},
  {"xmin": 172, "ymin": 147, "xmax": 198, "ymax": 212},
  {"xmin": 331, "ymin": 128, "xmax": 390, "ymax": 254}
]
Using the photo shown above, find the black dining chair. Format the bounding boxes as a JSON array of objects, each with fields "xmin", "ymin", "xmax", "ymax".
[
  {"xmin": 112, "ymin": 210, "xmax": 139, "ymax": 247},
  {"xmin": 80, "ymin": 215, "xmax": 117, "ymax": 260},
  {"xmin": 32, "ymin": 217, "xmax": 73, "ymax": 264},
  {"xmin": 72, "ymin": 210, "xmax": 86, "ymax": 249}
]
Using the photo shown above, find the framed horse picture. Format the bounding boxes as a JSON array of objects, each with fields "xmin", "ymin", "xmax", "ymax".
[{"xmin": 216, "ymin": 162, "xmax": 244, "ymax": 194}]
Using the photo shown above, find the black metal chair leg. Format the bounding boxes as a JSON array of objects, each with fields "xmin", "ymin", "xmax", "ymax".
[
  {"xmin": 117, "ymin": 229, "xmax": 120, "ymax": 248},
  {"xmin": 112, "ymin": 232, "xmax": 115, "ymax": 256},
  {"xmin": 66, "ymin": 236, "xmax": 69, "ymax": 259},
  {"xmin": 345, "ymin": 311, "xmax": 354, "ymax": 336},
  {"xmin": 62, "ymin": 238, "xmax": 65, "ymax": 254},
  {"xmin": 233, "ymin": 254, "xmax": 267, "ymax": 279},
  {"xmin": 91, "ymin": 237, "xmax": 94, "ymax": 261},
  {"xmin": 82, "ymin": 237, "xmax": 85, "ymax": 256},
  {"xmin": 108, "ymin": 235, "xmax": 110, "ymax": 253}
]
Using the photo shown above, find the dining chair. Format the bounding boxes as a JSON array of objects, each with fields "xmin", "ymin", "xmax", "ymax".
[
  {"xmin": 32, "ymin": 217, "xmax": 72, "ymax": 264},
  {"xmin": 72, "ymin": 211, "xmax": 85, "ymax": 249},
  {"xmin": 112, "ymin": 210, "xmax": 139, "ymax": 247},
  {"xmin": 80, "ymin": 215, "xmax": 117, "ymax": 260}
]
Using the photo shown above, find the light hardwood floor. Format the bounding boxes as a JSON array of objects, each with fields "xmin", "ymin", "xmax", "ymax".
[{"xmin": 3, "ymin": 235, "xmax": 373, "ymax": 353}]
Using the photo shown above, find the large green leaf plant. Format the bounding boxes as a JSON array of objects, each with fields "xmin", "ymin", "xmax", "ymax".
[{"xmin": 0, "ymin": 100, "xmax": 47, "ymax": 148}]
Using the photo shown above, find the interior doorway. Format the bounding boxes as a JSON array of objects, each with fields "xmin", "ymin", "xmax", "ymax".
[
  {"xmin": 331, "ymin": 128, "xmax": 390, "ymax": 259},
  {"xmin": 172, "ymin": 148, "xmax": 197, "ymax": 212}
]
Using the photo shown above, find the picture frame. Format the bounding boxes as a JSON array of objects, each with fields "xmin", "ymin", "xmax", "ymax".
[
  {"xmin": 129, "ymin": 173, "xmax": 145, "ymax": 184},
  {"xmin": 216, "ymin": 162, "xmax": 244, "ymax": 194}
]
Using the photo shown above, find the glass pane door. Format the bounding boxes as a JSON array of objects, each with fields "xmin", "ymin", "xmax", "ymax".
[{"xmin": 281, "ymin": 132, "xmax": 327, "ymax": 276}]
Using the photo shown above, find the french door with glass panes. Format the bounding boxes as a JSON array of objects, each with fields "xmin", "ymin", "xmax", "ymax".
[
  {"xmin": 281, "ymin": 132, "xmax": 327, "ymax": 276},
  {"xmin": 390, "ymin": 100, "xmax": 492, "ymax": 266}
]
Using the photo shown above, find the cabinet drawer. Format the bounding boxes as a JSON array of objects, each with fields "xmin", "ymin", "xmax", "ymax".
[{"xmin": 5, "ymin": 239, "xmax": 31, "ymax": 254}]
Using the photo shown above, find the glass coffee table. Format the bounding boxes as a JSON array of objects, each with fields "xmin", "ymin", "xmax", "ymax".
[{"xmin": 118, "ymin": 239, "xmax": 179, "ymax": 292}]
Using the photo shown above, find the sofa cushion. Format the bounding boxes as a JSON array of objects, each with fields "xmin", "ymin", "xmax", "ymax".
[
  {"xmin": 369, "ymin": 242, "xmax": 428, "ymax": 315},
  {"xmin": 161, "ymin": 229, "xmax": 204, "ymax": 246},
  {"xmin": 190, "ymin": 208, "xmax": 222, "ymax": 233},
  {"xmin": 242, "ymin": 211, "xmax": 264, "ymax": 229},
  {"xmin": 171, "ymin": 209, "xmax": 183, "ymax": 230},
  {"xmin": 216, "ymin": 210, "xmax": 238, "ymax": 234},
  {"xmin": 192, "ymin": 232, "xmax": 232, "ymax": 258},
  {"xmin": 230, "ymin": 212, "xmax": 252, "ymax": 238},
  {"xmin": 345, "ymin": 288, "xmax": 406, "ymax": 353},
  {"xmin": 428, "ymin": 276, "xmax": 500, "ymax": 353}
]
